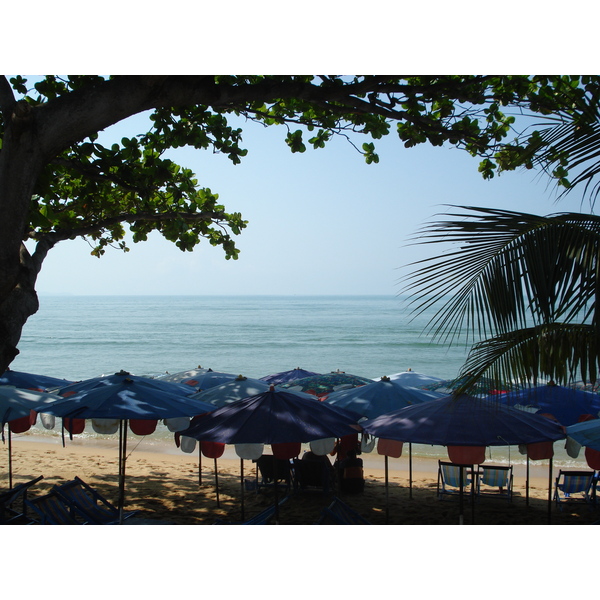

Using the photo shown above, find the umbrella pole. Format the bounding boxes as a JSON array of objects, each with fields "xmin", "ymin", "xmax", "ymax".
[
  {"xmin": 8, "ymin": 428, "xmax": 12, "ymax": 489},
  {"xmin": 240, "ymin": 458, "xmax": 245, "ymax": 522},
  {"xmin": 214, "ymin": 458, "xmax": 220, "ymax": 508},
  {"xmin": 118, "ymin": 420, "xmax": 128, "ymax": 525},
  {"xmin": 409, "ymin": 443, "xmax": 413, "ymax": 500},
  {"xmin": 547, "ymin": 457, "xmax": 553, "ymax": 525},
  {"xmin": 385, "ymin": 454, "xmax": 389, "ymax": 524},
  {"xmin": 198, "ymin": 446, "xmax": 202, "ymax": 486},
  {"xmin": 459, "ymin": 467, "xmax": 464, "ymax": 525},
  {"xmin": 526, "ymin": 456, "xmax": 530, "ymax": 507}
]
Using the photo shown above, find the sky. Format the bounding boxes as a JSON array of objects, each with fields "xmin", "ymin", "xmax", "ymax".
[{"xmin": 30, "ymin": 105, "xmax": 592, "ymax": 297}]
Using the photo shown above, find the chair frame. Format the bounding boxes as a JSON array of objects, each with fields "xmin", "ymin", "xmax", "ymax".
[
  {"xmin": 0, "ymin": 475, "xmax": 44, "ymax": 524},
  {"xmin": 25, "ymin": 489, "xmax": 86, "ymax": 525},
  {"xmin": 53, "ymin": 477, "xmax": 138, "ymax": 524},
  {"xmin": 292, "ymin": 458, "xmax": 333, "ymax": 494},
  {"xmin": 553, "ymin": 469, "xmax": 595, "ymax": 510},
  {"xmin": 437, "ymin": 461, "xmax": 473, "ymax": 500},
  {"xmin": 476, "ymin": 465, "xmax": 513, "ymax": 501},
  {"xmin": 254, "ymin": 455, "xmax": 293, "ymax": 492}
]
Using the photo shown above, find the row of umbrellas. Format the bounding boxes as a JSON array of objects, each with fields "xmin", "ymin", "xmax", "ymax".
[{"xmin": 2, "ymin": 366, "xmax": 599, "ymax": 524}]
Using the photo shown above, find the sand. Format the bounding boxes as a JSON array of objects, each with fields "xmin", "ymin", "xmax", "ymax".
[{"xmin": 4, "ymin": 435, "xmax": 598, "ymax": 526}]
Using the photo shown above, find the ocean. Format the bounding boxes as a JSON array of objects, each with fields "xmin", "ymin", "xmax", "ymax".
[{"xmin": 7, "ymin": 294, "xmax": 588, "ymax": 467}]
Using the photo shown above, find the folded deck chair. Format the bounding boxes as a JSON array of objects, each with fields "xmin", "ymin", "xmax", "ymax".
[
  {"xmin": 437, "ymin": 461, "xmax": 472, "ymax": 500},
  {"xmin": 476, "ymin": 465, "xmax": 513, "ymax": 501},
  {"xmin": 54, "ymin": 477, "xmax": 138, "ymax": 524},
  {"xmin": 25, "ymin": 489, "xmax": 86, "ymax": 525},
  {"xmin": 316, "ymin": 496, "xmax": 371, "ymax": 525},
  {"xmin": 553, "ymin": 470, "xmax": 595, "ymax": 510},
  {"xmin": 0, "ymin": 475, "xmax": 44, "ymax": 524}
]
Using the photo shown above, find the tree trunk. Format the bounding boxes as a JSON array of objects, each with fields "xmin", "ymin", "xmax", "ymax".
[{"xmin": 0, "ymin": 244, "xmax": 40, "ymax": 373}]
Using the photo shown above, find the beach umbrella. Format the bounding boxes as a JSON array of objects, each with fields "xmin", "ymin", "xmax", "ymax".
[
  {"xmin": 167, "ymin": 369, "xmax": 244, "ymax": 391},
  {"xmin": 190, "ymin": 376, "xmax": 317, "ymax": 408},
  {"xmin": 324, "ymin": 378, "xmax": 443, "ymax": 420},
  {"xmin": 279, "ymin": 370, "xmax": 373, "ymax": 399},
  {"xmin": 259, "ymin": 368, "xmax": 321, "ymax": 385},
  {"xmin": 498, "ymin": 383, "xmax": 600, "ymax": 427},
  {"xmin": 179, "ymin": 386, "xmax": 361, "ymax": 522},
  {"xmin": 420, "ymin": 375, "xmax": 518, "ymax": 396},
  {"xmin": 324, "ymin": 378, "xmax": 445, "ymax": 504},
  {"xmin": 362, "ymin": 394, "xmax": 566, "ymax": 524},
  {"xmin": 0, "ymin": 369, "xmax": 73, "ymax": 391},
  {"xmin": 30, "ymin": 370, "xmax": 215, "ymax": 522},
  {"xmin": 0, "ymin": 386, "xmax": 62, "ymax": 488},
  {"xmin": 157, "ymin": 366, "xmax": 210, "ymax": 386},
  {"xmin": 377, "ymin": 370, "xmax": 444, "ymax": 388},
  {"xmin": 565, "ymin": 419, "xmax": 600, "ymax": 451}
]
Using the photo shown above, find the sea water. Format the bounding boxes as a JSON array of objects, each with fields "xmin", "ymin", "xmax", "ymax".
[{"xmin": 8, "ymin": 295, "xmax": 588, "ymax": 467}]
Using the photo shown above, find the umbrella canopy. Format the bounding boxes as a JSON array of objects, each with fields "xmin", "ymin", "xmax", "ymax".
[
  {"xmin": 361, "ymin": 394, "xmax": 566, "ymax": 447},
  {"xmin": 378, "ymin": 370, "xmax": 444, "ymax": 388},
  {"xmin": 498, "ymin": 384, "xmax": 600, "ymax": 427},
  {"xmin": 0, "ymin": 369, "xmax": 73, "ymax": 391},
  {"xmin": 0, "ymin": 386, "xmax": 62, "ymax": 424},
  {"xmin": 33, "ymin": 371, "xmax": 215, "ymax": 420},
  {"xmin": 259, "ymin": 368, "xmax": 320, "ymax": 385},
  {"xmin": 324, "ymin": 379, "xmax": 444, "ymax": 420},
  {"xmin": 565, "ymin": 420, "xmax": 600, "ymax": 451},
  {"xmin": 191, "ymin": 377, "xmax": 316, "ymax": 408},
  {"xmin": 157, "ymin": 366, "xmax": 210, "ymax": 385},
  {"xmin": 420, "ymin": 375, "xmax": 518, "ymax": 396},
  {"xmin": 179, "ymin": 387, "xmax": 361, "ymax": 445},
  {"xmin": 167, "ymin": 369, "xmax": 244, "ymax": 391},
  {"xmin": 279, "ymin": 371, "xmax": 373, "ymax": 398}
]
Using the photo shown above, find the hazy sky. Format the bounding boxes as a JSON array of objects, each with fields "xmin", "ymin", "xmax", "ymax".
[{"xmin": 29, "ymin": 103, "xmax": 591, "ymax": 297}]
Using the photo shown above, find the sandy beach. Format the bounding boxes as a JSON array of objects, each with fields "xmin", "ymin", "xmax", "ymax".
[{"xmin": 4, "ymin": 435, "xmax": 598, "ymax": 526}]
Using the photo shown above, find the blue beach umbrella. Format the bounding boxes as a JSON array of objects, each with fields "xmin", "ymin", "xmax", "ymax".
[
  {"xmin": 180, "ymin": 387, "xmax": 361, "ymax": 445},
  {"xmin": 180, "ymin": 387, "xmax": 361, "ymax": 522},
  {"xmin": 565, "ymin": 419, "xmax": 600, "ymax": 451},
  {"xmin": 378, "ymin": 370, "xmax": 444, "ymax": 388},
  {"xmin": 324, "ymin": 378, "xmax": 444, "ymax": 420},
  {"xmin": 259, "ymin": 368, "xmax": 321, "ymax": 385},
  {"xmin": 361, "ymin": 394, "xmax": 565, "ymax": 447},
  {"xmin": 171, "ymin": 369, "xmax": 244, "ymax": 391},
  {"xmin": 497, "ymin": 384, "xmax": 600, "ymax": 427},
  {"xmin": 0, "ymin": 386, "xmax": 62, "ymax": 488},
  {"xmin": 0, "ymin": 369, "xmax": 73, "ymax": 391},
  {"xmin": 157, "ymin": 366, "xmax": 210, "ymax": 385},
  {"xmin": 279, "ymin": 371, "xmax": 373, "ymax": 398},
  {"xmin": 31, "ymin": 370, "xmax": 215, "ymax": 522},
  {"xmin": 362, "ymin": 394, "xmax": 565, "ymax": 524},
  {"xmin": 191, "ymin": 376, "xmax": 316, "ymax": 408}
]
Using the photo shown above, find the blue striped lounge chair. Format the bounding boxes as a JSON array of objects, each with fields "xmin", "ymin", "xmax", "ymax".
[
  {"xmin": 553, "ymin": 470, "xmax": 595, "ymax": 509},
  {"xmin": 476, "ymin": 465, "xmax": 513, "ymax": 501},
  {"xmin": 437, "ymin": 461, "xmax": 472, "ymax": 499}
]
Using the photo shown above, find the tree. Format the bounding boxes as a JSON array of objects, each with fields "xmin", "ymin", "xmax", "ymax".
[
  {"xmin": 0, "ymin": 74, "xmax": 596, "ymax": 373},
  {"xmin": 401, "ymin": 206, "xmax": 600, "ymax": 390}
]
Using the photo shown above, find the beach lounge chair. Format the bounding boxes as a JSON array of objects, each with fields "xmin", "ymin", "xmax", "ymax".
[
  {"xmin": 53, "ymin": 476, "xmax": 138, "ymax": 524},
  {"xmin": 254, "ymin": 455, "xmax": 292, "ymax": 492},
  {"xmin": 0, "ymin": 475, "xmax": 44, "ymax": 524},
  {"xmin": 553, "ymin": 470, "xmax": 595, "ymax": 509},
  {"xmin": 476, "ymin": 465, "xmax": 513, "ymax": 501},
  {"xmin": 437, "ymin": 461, "xmax": 473, "ymax": 500},
  {"xmin": 25, "ymin": 489, "xmax": 86, "ymax": 525},
  {"xmin": 315, "ymin": 496, "xmax": 371, "ymax": 524}
]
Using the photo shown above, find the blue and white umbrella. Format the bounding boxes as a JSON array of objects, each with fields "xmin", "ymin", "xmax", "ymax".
[
  {"xmin": 324, "ymin": 378, "xmax": 444, "ymax": 420},
  {"xmin": 31, "ymin": 370, "xmax": 215, "ymax": 522},
  {"xmin": 259, "ymin": 368, "xmax": 320, "ymax": 386}
]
